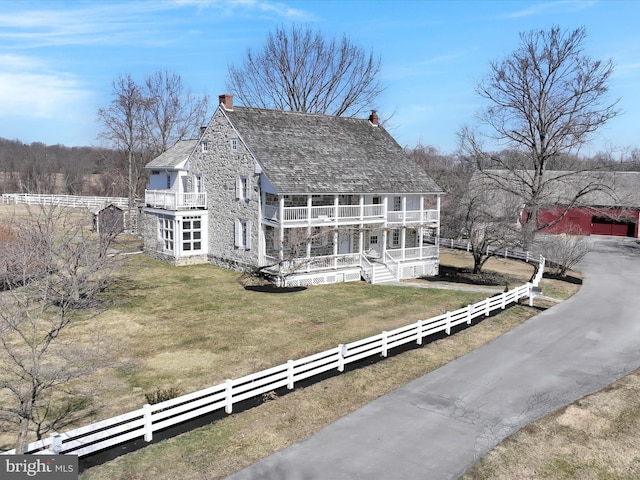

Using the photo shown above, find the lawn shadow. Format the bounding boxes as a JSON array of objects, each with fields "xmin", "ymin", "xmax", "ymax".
[{"xmin": 244, "ymin": 285, "xmax": 307, "ymax": 293}]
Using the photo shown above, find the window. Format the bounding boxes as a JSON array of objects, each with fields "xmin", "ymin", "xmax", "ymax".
[
  {"xmin": 194, "ymin": 174, "xmax": 203, "ymax": 193},
  {"xmin": 236, "ymin": 176, "xmax": 250, "ymax": 201},
  {"xmin": 201, "ymin": 141, "xmax": 209, "ymax": 153},
  {"xmin": 159, "ymin": 216, "xmax": 174, "ymax": 252},
  {"xmin": 235, "ymin": 219, "xmax": 251, "ymax": 250},
  {"xmin": 230, "ymin": 138, "xmax": 239, "ymax": 152},
  {"xmin": 311, "ymin": 226, "xmax": 328, "ymax": 246},
  {"xmin": 372, "ymin": 196, "xmax": 381, "ymax": 205},
  {"xmin": 166, "ymin": 174, "xmax": 171, "ymax": 189},
  {"xmin": 391, "ymin": 229, "xmax": 400, "ymax": 247},
  {"xmin": 393, "ymin": 196, "xmax": 402, "ymax": 212},
  {"xmin": 182, "ymin": 216, "xmax": 202, "ymax": 252}
]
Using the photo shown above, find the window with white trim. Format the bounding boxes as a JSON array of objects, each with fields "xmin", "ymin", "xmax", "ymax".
[
  {"xmin": 159, "ymin": 216, "xmax": 174, "ymax": 252},
  {"xmin": 393, "ymin": 196, "xmax": 402, "ymax": 212},
  {"xmin": 201, "ymin": 141, "xmax": 209, "ymax": 152},
  {"xmin": 391, "ymin": 229, "xmax": 400, "ymax": 247},
  {"xmin": 166, "ymin": 174, "xmax": 171, "ymax": 189},
  {"xmin": 236, "ymin": 176, "xmax": 250, "ymax": 202},
  {"xmin": 230, "ymin": 138, "xmax": 239, "ymax": 152},
  {"xmin": 234, "ymin": 219, "xmax": 251, "ymax": 250},
  {"xmin": 182, "ymin": 216, "xmax": 202, "ymax": 252}
]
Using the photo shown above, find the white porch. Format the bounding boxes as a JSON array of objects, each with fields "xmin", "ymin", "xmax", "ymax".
[{"xmin": 144, "ymin": 190, "xmax": 207, "ymax": 210}]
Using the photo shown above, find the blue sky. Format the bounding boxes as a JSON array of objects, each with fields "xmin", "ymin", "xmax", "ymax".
[{"xmin": 0, "ymin": 0, "xmax": 638, "ymax": 155}]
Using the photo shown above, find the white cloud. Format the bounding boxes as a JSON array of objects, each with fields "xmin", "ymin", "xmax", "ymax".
[{"xmin": 0, "ymin": 54, "xmax": 91, "ymax": 119}]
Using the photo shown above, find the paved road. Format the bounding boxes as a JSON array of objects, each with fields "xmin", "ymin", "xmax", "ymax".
[{"xmin": 228, "ymin": 237, "xmax": 640, "ymax": 480}]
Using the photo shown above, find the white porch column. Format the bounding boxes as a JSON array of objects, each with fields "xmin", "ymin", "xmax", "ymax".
[
  {"xmin": 402, "ymin": 196, "xmax": 407, "ymax": 225},
  {"xmin": 307, "ymin": 195, "xmax": 312, "ymax": 225},
  {"xmin": 278, "ymin": 197, "xmax": 285, "ymax": 260},
  {"xmin": 419, "ymin": 195, "xmax": 425, "ymax": 222},
  {"xmin": 359, "ymin": 226, "xmax": 364, "ymax": 254},
  {"xmin": 436, "ymin": 194, "xmax": 441, "ymax": 234},
  {"xmin": 359, "ymin": 195, "xmax": 364, "ymax": 221},
  {"xmin": 401, "ymin": 228, "xmax": 406, "ymax": 261},
  {"xmin": 334, "ymin": 195, "xmax": 339, "ymax": 225}
]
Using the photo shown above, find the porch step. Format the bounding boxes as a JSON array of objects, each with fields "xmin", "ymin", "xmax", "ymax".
[{"xmin": 371, "ymin": 265, "xmax": 396, "ymax": 284}]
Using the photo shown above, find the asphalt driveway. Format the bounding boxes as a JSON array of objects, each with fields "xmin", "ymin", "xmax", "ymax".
[{"xmin": 228, "ymin": 237, "xmax": 640, "ymax": 480}]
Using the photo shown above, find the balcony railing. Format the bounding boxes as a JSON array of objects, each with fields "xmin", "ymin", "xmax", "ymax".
[
  {"xmin": 263, "ymin": 204, "xmax": 438, "ymax": 225},
  {"xmin": 144, "ymin": 190, "xmax": 207, "ymax": 210},
  {"xmin": 386, "ymin": 209, "xmax": 439, "ymax": 224}
]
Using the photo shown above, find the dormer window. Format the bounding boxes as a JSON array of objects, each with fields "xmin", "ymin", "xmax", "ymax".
[{"xmin": 230, "ymin": 138, "xmax": 238, "ymax": 153}]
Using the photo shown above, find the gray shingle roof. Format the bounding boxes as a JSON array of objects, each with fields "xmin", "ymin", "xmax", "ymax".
[
  {"xmin": 145, "ymin": 140, "xmax": 198, "ymax": 169},
  {"xmin": 224, "ymin": 107, "xmax": 443, "ymax": 195}
]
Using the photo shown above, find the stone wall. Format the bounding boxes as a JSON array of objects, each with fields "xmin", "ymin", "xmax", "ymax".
[{"xmin": 192, "ymin": 108, "xmax": 261, "ymax": 268}]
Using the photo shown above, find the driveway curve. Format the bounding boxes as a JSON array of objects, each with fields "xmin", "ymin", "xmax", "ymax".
[{"xmin": 228, "ymin": 237, "xmax": 640, "ymax": 480}]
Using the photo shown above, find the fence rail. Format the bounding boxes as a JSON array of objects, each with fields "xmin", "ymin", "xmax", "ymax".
[
  {"xmin": 2, "ymin": 243, "xmax": 545, "ymax": 458},
  {"xmin": 2, "ymin": 193, "xmax": 129, "ymax": 210}
]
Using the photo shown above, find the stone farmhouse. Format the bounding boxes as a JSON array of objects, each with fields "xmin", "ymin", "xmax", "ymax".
[{"xmin": 140, "ymin": 94, "xmax": 443, "ymax": 286}]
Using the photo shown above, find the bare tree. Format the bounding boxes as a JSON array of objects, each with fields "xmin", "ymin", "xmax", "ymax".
[
  {"xmin": 457, "ymin": 179, "xmax": 521, "ymax": 274},
  {"xmin": 227, "ymin": 25, "xmax": 384, "ymax": 117},
  {"xmin": 537, "ymin": 230, "xmax": 591, "ymax": 277},
  {"xmin": 97, "ymin": 70, "xmax": 209, "ymax": 222},
  {"xmin": 143, "ymin": 70, "xmax": 209, "ymax": 155},
  {"xmin": 408, "ymin": 144, "xmax": 472, "ymax": 238},
  {"xmin": 459, "ymin": 26, "xmax": 621, "ymax": 247},
  {"xmin": 0, "ymin": 206, "xmax": 119, "ymax": 453},
  {"xmin": 97, "ymin": 74, "xmax": 146, "ymax": 221}
]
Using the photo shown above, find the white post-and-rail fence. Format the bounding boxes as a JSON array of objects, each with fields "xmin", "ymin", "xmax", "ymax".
[
  {"xmin": 2, "ymin": 244, "xmax": 545, "ymax": 458},
  {"xmin": 2, "ymin": 193, "xmax": 129, "ymax": 210},
  {"xmin": 2, "ymin": 193, "xmax": 136, "ymax": 230}
]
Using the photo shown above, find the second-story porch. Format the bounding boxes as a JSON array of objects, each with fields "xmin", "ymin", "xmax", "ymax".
[
  {"xmin": 262, "ymin": 193, "xmax": 440, "ymax": 227},
  {"xmin": 144, "ymin": 190, "xmax": 207, "ymax": 210}
]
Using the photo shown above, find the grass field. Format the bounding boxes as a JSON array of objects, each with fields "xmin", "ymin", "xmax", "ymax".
[
  {"xmin": 75, "ymin": 246, "xmax": 565, "ymax": 480},
  {"xmin": 3, "ymin": 204, "xmax": 600, "ymax": 479}
]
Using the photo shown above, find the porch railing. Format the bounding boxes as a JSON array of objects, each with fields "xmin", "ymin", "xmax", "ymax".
[
  {"xmin": 263, "ymin": 204, "xmax": 438, "ymax": 225},
  {"xmin": 386, "ymin": 245, "xmax": 438, "ymax": 261},
  {"xmin": 144, "ymin": 190, "xmax": 207, "ymax": 210},
  {"xmin": 386, "ymin": 209, "xmax": 439, "ymax": 224}
]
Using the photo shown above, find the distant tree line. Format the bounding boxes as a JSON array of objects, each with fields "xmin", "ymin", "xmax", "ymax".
[{"xmin": 0, "ymin": 138, "xmax": 122, "ymax": 196}]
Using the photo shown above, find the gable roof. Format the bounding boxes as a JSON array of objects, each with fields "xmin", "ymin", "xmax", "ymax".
[
  {"xmin": 223, "ymin": 107, "xmax": 442, "ymax": 195},
  {"xmin": 145, "ymin": 139, "xmax": 198, "ymax": 169}
]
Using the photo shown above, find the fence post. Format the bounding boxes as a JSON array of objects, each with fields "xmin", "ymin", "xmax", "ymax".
[
  {"xmin": 528, "ymin": 283, "xmax": 534, "ymax": 307},
  {"xmin": 50, "ymin": 432, "xmax": 62, "ymax": 454},
  {"xmin": 287, "ymin": 360, "xmax": 295, "ymax": 389},
  {"xmin": 467, "ymin": 304, "xmax": 472, "ymax": 325},
  {"xmin": 381, "ymin": 331, "xmax": 388, "ymax": 357},
  {"xmin": 445, "ymin": 311, "xmax": 451, "ymax": 335},
  {"xmin": 337, "ymin": 345, "xmax": 346, "ymax": 372},
  {"xmin": 501, "ymin": 292, "xmax": 506, "ymax": 309},
  {"xmin": 416, "ymin": 320, "xmax": 423, "ymax": 345},
  {"xmin": 484, "ymin": 297, "xmax": 490, "ymax": 316},
  {"xmin": 225, "ymin": 379, "xmax": 233, "ymax": 414},
  {"xmin": 143, "ymin": 404, "xmax": 153, "ymax": 442},
  {"xmin": 504, "ymin": 248, "xmax": 508, "ymax": 258}
]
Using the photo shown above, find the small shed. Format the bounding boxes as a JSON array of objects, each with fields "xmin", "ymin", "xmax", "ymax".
[{"xmin": 93, "ymin": 203, "xmax": 124, "ymax": 236}]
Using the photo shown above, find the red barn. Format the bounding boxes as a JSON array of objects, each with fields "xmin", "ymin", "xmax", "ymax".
[{"xmin": 473, "ymin": 170, "xmax": 640, "ymax": 239}]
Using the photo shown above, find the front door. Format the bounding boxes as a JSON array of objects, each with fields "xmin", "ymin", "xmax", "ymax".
[{"xmin": 338, "ymin": 231, "xmax": 352, "ymax": 254}]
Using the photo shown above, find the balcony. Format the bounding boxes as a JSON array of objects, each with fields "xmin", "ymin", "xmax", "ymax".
[
  {"xmin": 144, "ymin": 190, "xmax": 207, "ymax": 210},
  {"xmin": 262, "ymin": 204, "xmax": 438, "ymax": 226}
]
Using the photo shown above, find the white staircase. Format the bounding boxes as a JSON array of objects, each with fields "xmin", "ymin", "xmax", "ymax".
[{"xmin": 371, "ymin": 263, "xmax": 397, "ymax": 284}]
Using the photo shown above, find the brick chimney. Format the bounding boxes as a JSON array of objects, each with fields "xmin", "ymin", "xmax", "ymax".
[
  {"xmin": 219, "ymin": 94, "xmax": 233, "ymax": 111},
  {"xmin": 369, "ymin": 110, "xmax": 379, "ymax": 126}
]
